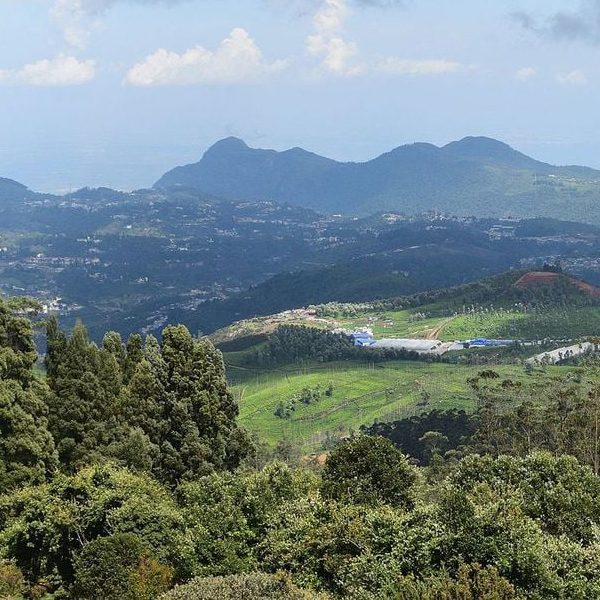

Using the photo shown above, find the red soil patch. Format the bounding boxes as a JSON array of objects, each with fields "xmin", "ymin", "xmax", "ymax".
[{"xmin": 515, "ymin": 271, "xmax": 600, "ymax": 299}]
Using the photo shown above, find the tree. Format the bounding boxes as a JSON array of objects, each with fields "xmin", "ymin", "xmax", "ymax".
[
  {"xmin": 0, "ymin": 464, "xmax": 188, "ymax": 596},
  {"xmin": 449, "ymin": 452, "xmax": 600, "ymax": 544},
  {"xmin": 161, "ymin": 572, "xmax": 325, "ymax": 600},
  {"xmin": 102, "ymin": 331, "xmax": 127, "ymax": 370},
  {"xmin": 321, "ymin": 435, "xmax": 416, "ymax": 508},
  {"xmin": 260, "ymin": 497, "xmax": 407, "ymax": 597},
  {"xmin": 0, "ymin": 380, "xmax": 57, "ymax": 489},
  {"xmin": 572, "ymin": 387, "xmax": 600, "ymax": 476},
  {"xmin": 124, "ymin": 325, "xmax": 252, "ymax": 485},
  {"xmin": 419, "ymin": 431, "xmax": 449, "ymax": 459},
  {"xmin": 0, "ymin": 298, "xmax": 38, "ymax": 386},
  {"xmin": 178, "ymin": 463, "xmax": 318, "ymax": 578},
  {"xmin": 0, "ymin": 298, "xmax": 56, "ymax": 490},
  {"xmin": 73, "ymin": 533, "xmax": 172, "ymax": 600},
  {"xmin": 124, "ymin": 334, "xmax": 144, "ymax": 383},
  {"xmin": 45, "ymin": 321, "xmax": 125, "ymax": 469}
]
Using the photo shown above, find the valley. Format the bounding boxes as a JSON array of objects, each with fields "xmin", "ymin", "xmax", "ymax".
[
  {"xmin": 214, "ymin": 269, "xmax": 600, "ymax": 450},
  {"xmin": 7, "ymin": 2, "xmax": 600, "ymax": 595},
  {"xmin": 4, "ymin": 159, "xmax": 600, "ymax": 457},
  {"xmin": 3, "ymin": 178, "xmax": 600, "ymax": 341}
]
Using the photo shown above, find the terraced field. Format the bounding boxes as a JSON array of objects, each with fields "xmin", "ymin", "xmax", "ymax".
[{"xmin": 227, "ymin": 359, "xmax": 575, "ymax": 449}]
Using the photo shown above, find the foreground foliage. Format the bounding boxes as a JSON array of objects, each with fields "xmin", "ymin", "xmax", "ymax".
[
  {"xmin": 161, "ymin": 572, "xmax": 327, "ymax": 600},
  {"xmin": 5, "ymin": 296, "xmax": 600, "ymax": 598},
  {"xmin": 46, "ymin": 317, "xmax": 252, "ymax": 484}
]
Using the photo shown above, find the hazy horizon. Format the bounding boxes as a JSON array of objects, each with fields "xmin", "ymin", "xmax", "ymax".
[{"xmin": 2, "ymin": 0, "xmax": 600, "ymax": 192}]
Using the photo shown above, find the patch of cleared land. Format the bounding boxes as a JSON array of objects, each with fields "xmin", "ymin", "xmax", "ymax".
[{"xmin": 228, "ymin": 359, "xmax": 576, "ymax": 450}]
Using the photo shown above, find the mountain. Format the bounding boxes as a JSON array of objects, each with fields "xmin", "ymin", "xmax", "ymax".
[
  {"xmin": 0, "ymin": 177, "xmax": 34, "ymax": 202},
  {"xmin": 155, "ymin": 136, "xmax": 600, "ymax": 221}
]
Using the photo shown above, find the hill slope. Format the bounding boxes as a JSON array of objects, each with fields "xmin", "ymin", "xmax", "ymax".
[
  {"xmin": 212, "ymin": 269, "xmax": 600, "ymax": 348},
  {"xmin": 0, "ymin": 177, "xmax": 34, "ymax": 202},
  {"xmin": 155, "ymin": 136, "xmax": 600, "ymax": 220},
  {"xmin": 515, "ymin": 271, "xmax": 600, "ymax": 299}
]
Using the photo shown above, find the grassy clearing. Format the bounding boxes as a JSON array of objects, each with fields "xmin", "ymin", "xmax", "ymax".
[
  {"xmin": 228, "ymin": 358, "xmax": 573, "ymax": 450},
  {"xmin": 441, "ymin": 307, "xmax": 600, "ymax": 341},
  {"xmin": 338, "ymin": 309, "xmax": 448, "ymax": 339},
  {"xmin": 339, "ymin": 305, "xmax": 600, "ymax": 342}
]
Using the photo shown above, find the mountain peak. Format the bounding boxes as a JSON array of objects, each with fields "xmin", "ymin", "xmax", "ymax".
[
  {"xmin": 443, "ymin": 136, "xmax": 541, "ymax": 169},
  {"xmin": 205, "ymin": 137, "xmax": 249, "ymax": 155},
  {"xmin": 444, "ymin": 136, "xmax": 513, "ymax": 155},
  {"xmin": 154, "ymin": 135, "xmax": 600, "ymax": 219}
]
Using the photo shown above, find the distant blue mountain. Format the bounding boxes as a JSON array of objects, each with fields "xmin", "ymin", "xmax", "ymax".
[
  {"xmin": 0, "ymin": 177, "xmax": 33, "ymax": 202},
  {"xmin": 155, "ymin": 136, "xmax": 600, "ymax": 219}
]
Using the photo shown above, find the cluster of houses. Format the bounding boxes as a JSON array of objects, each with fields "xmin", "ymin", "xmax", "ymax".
[
  {"xmin": 348, "ymin": 329, "xmax": 515, "ymax": 356},
  {"xmin": 348, "ymin": 329, "xmax": 599, "ymax": 365}
]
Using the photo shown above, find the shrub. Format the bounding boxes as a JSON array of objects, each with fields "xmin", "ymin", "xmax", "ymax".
[
  {"xmin": 0, "ymin": 561, "xmax": 25, "ymax": 599},
  {"xmin": 394, "ymin": 563, "xmax": 517, "ymax": 599},
  {"xmin": 73, "ymin": 533, "xmax": 173, "ymax": 600},
  {"xmin": 321, "ymin": 435, "xmax": 416, "ymax": 508},
  {"xmin": 160, "ymin": 572, "xmax": 325, "ymax": 599}
]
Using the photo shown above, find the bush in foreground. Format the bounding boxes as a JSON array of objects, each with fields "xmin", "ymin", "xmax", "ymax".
[
  {"xmin": 321, "ymin": 435, "xmax": 417, "ymax": 508},
  {"xmin": 160, "ymin": 572, "xmax": 327, "ymax": 600}
]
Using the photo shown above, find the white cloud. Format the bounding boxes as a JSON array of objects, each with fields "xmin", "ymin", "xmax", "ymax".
[
  {"xmin": 515, "ymin": 66, "xmax": 536, "ymax": 81},
  {"xmin": 306, "ymin": 0, "xmax": 364, "ymax": 76},
  {"xmin": 306, "ymin": 0, "xmax": 464, "ymax": 78},
  {"xmin": 313, "ymin": 0, "xmax": 348, "ymax": 33},
  {"xmin": 51, "ymin": 0, "xmax": 186, "ymax": 48},
  {"xmin": 51, "ymin": 0, "xmax": 96, "ymax": 48},
  {"xmin": 306, "ymin": 34, "xmax": 362, "ymax": 76},
  {"xmin": 125, "ymin": 28, "xmax": 287, "ymax": 86},
  {"xmin": 377, "ymin": 58, "xmax": 464, "ymax": 75},
  {"xmin": 0, "ymin": 55, "xmax": 96, "ymax": 86},
  {"xmin": 556, "ymin": 69, "xmax": 588, "ymax": 85}
]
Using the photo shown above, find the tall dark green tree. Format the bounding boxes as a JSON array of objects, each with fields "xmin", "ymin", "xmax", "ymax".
[
  {"xmin": 0, "ymin": 299, "xmax": 56, "ymax": 489},
  {"xmin": 46, "ymin": 321, "xmax": 125, "ymax": 469},
  {"xmin": 0, "ymin": 298, "xmax": 38, "ymax": 385},
  {"xmin": 45, "ymin": 319, "xmax": 251, "ymax": 482},
  {"xmin": 102, "ymin": 331, "xmax": 127, "ymax": 371},
  {"xmin": 123, "ymin": 333, "xmax": 144, "ymax": 383},
  {"xmin": 125, "ymin": 326, "xmax": 252, "ymax": 484}
]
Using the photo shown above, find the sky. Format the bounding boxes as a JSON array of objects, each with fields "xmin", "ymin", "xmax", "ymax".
[{"xmin": 0, "ymin": 0, "xmax": 599, "ymax": 192}]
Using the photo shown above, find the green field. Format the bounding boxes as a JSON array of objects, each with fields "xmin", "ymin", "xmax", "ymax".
[
  {"xmin": 338, "ymin": 309, "xmax": 449, "ymax": 339},
  {"xmin": 228, "ymin": 358, "xmax": 574, "ymax": 450},
  {"xmin": 330, "ymin": 304, "xmax": 600, "ymax": 342},
  {"xmin": 441, "ymin": 306, "xmax": 600, "ymax": 341},
  {"xmin": 213, "ymin": 292, "xmax": 600, "ymax": 353}
]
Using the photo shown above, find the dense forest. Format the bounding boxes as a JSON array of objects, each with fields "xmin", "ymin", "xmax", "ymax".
[{"xmin": 5, "ymin": 298, "xmax": 600, "ymax": 598}]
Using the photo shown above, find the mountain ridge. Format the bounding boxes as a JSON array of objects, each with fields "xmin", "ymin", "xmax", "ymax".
[{"xmin": 154, "ymin": 136, "xmax": 600, "ymax": 219}]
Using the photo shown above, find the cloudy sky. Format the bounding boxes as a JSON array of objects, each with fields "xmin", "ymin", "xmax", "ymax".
[{"xmin": 0, "ymin": 0, "xmax": 598, "ymax": 192}]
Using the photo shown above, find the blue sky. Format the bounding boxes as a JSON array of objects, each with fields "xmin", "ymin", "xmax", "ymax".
[{"xmin": 0, "ymin": 0, "xmax": 599, "ymax": 192}]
